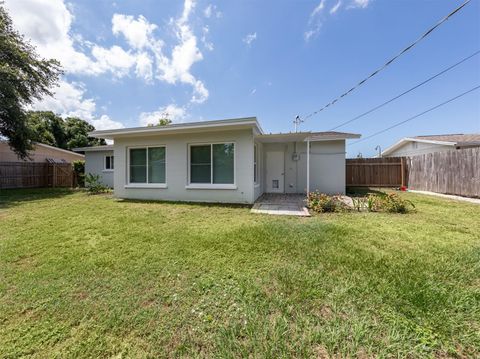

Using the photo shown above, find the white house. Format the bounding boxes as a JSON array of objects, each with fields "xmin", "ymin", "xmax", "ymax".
[
  {"xmin": 80, "ymin": 117, "xmax": 360, "ymax": 204},
  {"xmin": 73, "ymin": 145, "xmax": 114, "ymax": 187},
  {"xmin": 381, "ymin": 134, "xmax": 480, "ymax": 157}
]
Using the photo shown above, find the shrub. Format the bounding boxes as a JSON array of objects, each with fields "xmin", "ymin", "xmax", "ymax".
[
  {"xmin": 364, "ymin": 192, "xmax": 415, "ymax": 213},
  {"xmin": 308, "ymin": 191, "xmax": 415, "ymax": 214},
  {"xmin": 72, "ymin": 160, "xmax": 85, "ymax": 187},
  {"xmin": 84, "ymin": 173, "xmax": 109, "ymax": 194},
  {"xmin": 366, "ymin": 193, "xmax": 384, "ymax": 212},
  {"xmin": 307, "ymin": 191, "xmax": 349, "ymax": 213},
  {"xmin": 381, "ymin": 193, "xmax": 415, "ymax": 213}
]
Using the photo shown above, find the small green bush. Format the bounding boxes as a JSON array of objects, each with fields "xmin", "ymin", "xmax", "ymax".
[
  {"xmin": 309, "ymin": 191, "xmax": 415, "ymax": 214},
  {"xmin": 72, "ymin": 160, "xmax": 85, "ymax": 187},
  {"xmin": 365, "ymin": 192, "xmax": 415, "ymax": 213},
  {"xmin": 84, "ymin": 173, "xmax": 109, "ymax": 194},
  {"xmin": 380, "ymin": 193, "xmax": 416, "ymax": 213}
]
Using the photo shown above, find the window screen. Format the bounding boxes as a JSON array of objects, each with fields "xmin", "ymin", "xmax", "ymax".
[
  {"xmin": 190, "ymin": 145, "xmax": 211, "ymax": 183},
  {"xmin": 129, "ymin": 147, "xmax": 166, "ymax": 184}
]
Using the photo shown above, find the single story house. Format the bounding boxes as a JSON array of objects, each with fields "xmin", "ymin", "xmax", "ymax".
[
  {"xmin": 0, "ymin": 141, "xmax": 84, "ymax": 163},
  {"xmin": 381, "ymin": 134, "xmax": 480, "ymax": 157},
  {"xmin": 81, "ymin": 117, "xmax": 360, "ymax": 204},
  {"xmin": 73, "ymin": 145, "xmax": 114, "ymax": 188}
]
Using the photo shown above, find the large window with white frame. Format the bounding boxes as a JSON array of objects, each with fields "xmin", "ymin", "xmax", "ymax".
[
  {"xmin": 129, "ymin": 146, "xmax": 166, "ymax": 184},
  {"xmin": 104, "ymin": 155, "xmax": 114, "ymax": 170},
  {"xmin": 189, "ymin": 143, "xmax": 234, "ymax": 184}
]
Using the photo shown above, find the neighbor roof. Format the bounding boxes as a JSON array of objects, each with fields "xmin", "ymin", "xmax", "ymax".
[
  {"xmin": 413, "ymin": 134, "xmax": 480, "ymax": 143},
  {"xmin": 0, "ymin": 141, "xmax": 85, "ymax": 158},
  {"xmin": 89, "ymin": 117, "xmax": 263, "ymax": 140},
  {"xmin": 382, "ymin": 133, "xmax": 480, "ymax": 156}
]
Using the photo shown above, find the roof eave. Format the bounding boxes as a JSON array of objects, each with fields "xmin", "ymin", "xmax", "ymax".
[
  {"xmin": 456, "ymin": 141, "xmax": 480, "ymax": 148},
  {"xmin": 73, "ymin": 145, "xmax": 114, "ymax": 152},
  {"xmin": 89, "ymin": 117, "xmax": 263, "ymax": 139},
  {"xmin": 381, "ymin": 138, "xmax": 409, "ymax": 156},
  {"xmin": 306, "ymin": 134, "xmax": 361, "ymax": 141},
  {"xmin": 381, "ymin": 137, "xmax": 458, "ymax": 156}
]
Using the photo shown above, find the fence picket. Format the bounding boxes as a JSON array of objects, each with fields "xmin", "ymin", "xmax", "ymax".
[
  {"xmin": 407, "ymin": 148, "xmax": 479, "ymax": 198},
  {"xmin": 0, "ymin": 162, "xmax": 73, "ymax": 189},
  {"xmin": 346, "ymin": 157, "xmax": 404, "ymax": 187}
]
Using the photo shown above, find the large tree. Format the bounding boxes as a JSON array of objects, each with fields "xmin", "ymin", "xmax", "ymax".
[
  {"xmin": 63, "ymin": 117, "xmax": 105, "ymax": 149},
  {"xmin": 25, "ymin": 111, "xmax": 106, "ymax": 150},
  {"xmin": 0, "ymin": 4, "xmax": 62, "ymax": 158},
  {"xmin": 26, "ymin": 111, "xmax": 66, "ymax": 148}
]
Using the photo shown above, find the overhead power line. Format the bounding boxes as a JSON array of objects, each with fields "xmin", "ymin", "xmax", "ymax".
[
  {"xmin": 329, "ymin": 50, "xmax": 480, "ymax": 131},
  {"xmin": 301, "ymin": 0, "xmax": 472, "ymax": 121},
  {"xmin": 349, "ymin": 85, "xmax": 480, "ymax": 146}
]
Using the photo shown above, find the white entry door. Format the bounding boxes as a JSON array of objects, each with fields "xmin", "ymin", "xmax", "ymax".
[{"xmin": 266, "ymin": 151, "xmax": 284, "ymax": 193}]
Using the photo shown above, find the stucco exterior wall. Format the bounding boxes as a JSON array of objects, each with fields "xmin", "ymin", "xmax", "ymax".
[
  {"xmin": 262, "ymin": 140, "xmax": 346, "ymax": 195},
  {"xmin": 384, "ymin": 141, "xmax": 452, "ymax": 157},
  {"xmin": 0, "ymin": 142, "xmax": 84, "ymax": 163},
  {"xmin": 84, "ymin": 150, "xmax": 114, "ymax": 188},
  {"xmin": 113, "ymin": 129, "xmax": 255, "ymax": 204},
  {"xmin": 309, "ymin": 140, "xmax": 346, "ymax": 194}
]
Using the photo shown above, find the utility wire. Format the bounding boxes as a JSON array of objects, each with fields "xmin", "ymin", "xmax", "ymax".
[
  {"xmin": 301, "ymin": 0, "xmax": 472, "ymax": 121},
  {"xmin": 349, "ymin": 85, "xmax": 480, "ymax": 146},
  {"xmin": 329, "ymin": 50, "xmax": 480, "ymax": 131}
]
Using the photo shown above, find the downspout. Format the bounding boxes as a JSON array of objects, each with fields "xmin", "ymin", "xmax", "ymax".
[{"xmin": 306, "ymin": 138, "xmax": 310, "ymax": 194}]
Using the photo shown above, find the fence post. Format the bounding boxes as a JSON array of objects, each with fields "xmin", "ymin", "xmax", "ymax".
[
  {"xmin": 52, "ymin": 164, "xmax": 56, "ymax": 188},
  {"xmin": 401, "ymin": 157, "xmax": 405, "ymax": 187}
]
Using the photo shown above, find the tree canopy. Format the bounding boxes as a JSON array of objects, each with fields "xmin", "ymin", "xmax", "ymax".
[
  {"xmin": 26, "ymin": 111, "xmax": 106, "ymax": 150},
  {"xmin": 0, "ymin": 4, "xmax": 62, "ymax": 158},
  {"xmin": 147, "ymin": 116, "xmax": 172, "ymax": 127},
  {"xmin": 157, "ymin": 118, "xmax": 172, "ymax": 126}
]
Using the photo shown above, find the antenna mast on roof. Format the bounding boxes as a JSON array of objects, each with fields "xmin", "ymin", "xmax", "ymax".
[{"xmin": 293, "ymin": 115, "xmax": 303, "ymax": 133}]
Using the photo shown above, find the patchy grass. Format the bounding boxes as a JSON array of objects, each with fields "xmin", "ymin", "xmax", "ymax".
[{"xmin": 0, "ymin": 188, "xmax": 479, "ymax": 358}]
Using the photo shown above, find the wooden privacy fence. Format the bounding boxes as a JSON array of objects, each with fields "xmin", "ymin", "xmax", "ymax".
[
  {"xmin": 0, "ymin": 162, "xmax": 74, "ymax": 189},
  {"xmin": 346, "ymin": 157, "xmax": 406, "ymax": 187},
  {"xmin": 407, "ymin": 147, "xmax": 480, "ymax": 198}
]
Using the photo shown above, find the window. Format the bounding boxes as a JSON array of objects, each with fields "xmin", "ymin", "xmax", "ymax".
[
  {"xmin": 129, "ymin": 146, "xmax": 166, "ymax": 184},
  {"xmin": 254, "ymin": 144, "xmax": 258, "ymax": 183},
  {"xmin": 105, "ymin": 155, "xmax": 114, "ymax": 170},
  {"xmin": 190, "ymin": 143, "xmax": 234, "ymax": 184}
]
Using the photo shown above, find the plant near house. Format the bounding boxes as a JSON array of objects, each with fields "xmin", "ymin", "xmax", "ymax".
[
  {"xmin": 366, "ymin": 193, "xmax": 383, "ymax": 212},
  {"xmin": 381, "ymin": 193, "xmax": 415, "ymax": 213},
  {"xmin": 363, "ymin": 192, "xmax": 415, "ymax": 213},
  {"xmin": 307, "ymin": 191, "xmax": 349, "ymax": 213},
  {"xmin": 351, "ymin": 197, "xmax": 367, "ymax": 212},
  {"xmin": 84, "ymin": 173, "xmax": 109, "ymax": 194},
  {"xmin": 72, "ymin": 160, "xmax": 85, "ymax": 187},
  {"xmin": 312, "ymin": 190, "xmax": 416, "ymax": 214}
]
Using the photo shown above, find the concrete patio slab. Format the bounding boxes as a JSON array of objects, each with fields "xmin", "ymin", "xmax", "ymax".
[{"xmin": 251, "ymin": 194, "xmax": 310, "ymax": 216}]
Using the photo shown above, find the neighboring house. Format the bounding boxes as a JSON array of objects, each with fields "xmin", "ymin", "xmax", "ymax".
[
  {"xmin": 83, "ymin": 117, "xmax": 360, "ymax": 204},
  {"xmin": 381, "ymin": 134, "xmax": 480, "ymax": 157},
  {"xmin": 0, "ymin": 141, "xmax": 85, "ymax": 163},
  {"xmin": 73, "ymin": 145, "xmax": 114, "ymax": 188}
]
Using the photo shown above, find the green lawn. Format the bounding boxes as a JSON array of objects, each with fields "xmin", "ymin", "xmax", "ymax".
[{"xmin": 0, "ymin": 189, "xmax": 479, "ymax": 358}]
